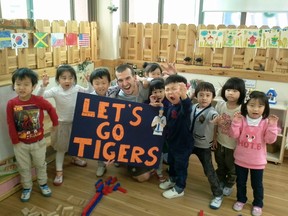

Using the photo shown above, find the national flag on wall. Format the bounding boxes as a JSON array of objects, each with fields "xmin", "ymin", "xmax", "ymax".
[
  {"xmin": 11, "ymin": 33, "xmax": 29, "ymax": 49},
  {"xmin": 51, "ymin": 33, "xmax": 65, "ymax": 47},
  {"xmin": 33, "ymin": 32, "xmax": 49, "ymax": 48},
  {"xmin": 78, "ymin": 33, "xmax": 90, "ymax": 47},
  {"xmin": 0, "ymin": 31, "xmax": 12, "ymax": 48},
  {"xmin": 66, "ymin": 33, "xmax": 77, "ymax": 46}
]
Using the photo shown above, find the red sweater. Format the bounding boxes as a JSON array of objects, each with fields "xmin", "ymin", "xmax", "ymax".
[{"xmin": 6, "ymin": 95, "xmax": 58, "ymax": 144}]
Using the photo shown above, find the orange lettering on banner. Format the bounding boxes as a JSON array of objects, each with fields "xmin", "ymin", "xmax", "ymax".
[
  {"xmin": 97, "ymin": 101, "xmax": 109, "ymax": 119},
  {"xmin": 112, "ymin": 124, "xmax": 124, "ymax": 141},
  {"xmin": 130, "ymin": 107, "xmax": 142, "ymax": 126},
  {"xmin": 81, "ymin": 98, "xmax": 95, "ymax": 117},
  {"xmin": 93, "ymin": 140, "xmax": 101, "ymax": 158},
  {"xmin": 130, "ymin": 147, "xmax": 145, "ymax": 163},
  {"xmin": 96, "ymin": 122, "xmax": 110, "ymax": 139},
  {"xmin": 112, "ymin": 103, "xmax": 126, "ymax": 122},
  {"xmin": 73, "ymin": 137, "xmax": 92, "ymax": 157},
  {"xmin": 103, "ymin": 142, "xmax": 116, "ymax": 160},
  {"xmin": 118, "ymin": 144, "xmax": 130, "ymax": 163},
  {"xmin": 145, "ymin": 147, "xmax": 158, "ymax": 166}
]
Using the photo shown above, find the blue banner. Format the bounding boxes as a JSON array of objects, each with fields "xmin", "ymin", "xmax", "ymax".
[{"xmin": 68, "ymin": 92, "xmax": 165, "ymax": 168}]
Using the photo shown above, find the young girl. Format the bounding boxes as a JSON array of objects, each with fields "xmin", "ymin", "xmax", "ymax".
[
  {"xmin": 212, "ymin": 77, "xmax": 246, "ymax": 196},
  {"xmin": 230, "ymin": 91, "xmax": 278, "ymax": 216},
  {"xmin": 146, "ymin": 78, "xmax": 170, "ymax": 182},
  {"xmin": 36, "ymin": 64, "xmax": 93, "ymax": 186},
  {"xmin": 138, "ymin": 62, "xmax": 163, "ymax": 88},
  {"xmin": 89, "ymin": 68, "xmax": 112, "ymax": 177}
]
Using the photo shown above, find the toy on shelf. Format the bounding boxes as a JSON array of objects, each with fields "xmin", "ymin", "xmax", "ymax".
[{"xmin": 266, "ymin": 88, "xmax": 277, "ymax": 104}]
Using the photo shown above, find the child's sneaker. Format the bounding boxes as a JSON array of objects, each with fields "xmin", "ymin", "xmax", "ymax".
[
  {"xmin": 252, "ymin": 206, "xmax": 262, "ymax": 216},
  {"xmin": 20, "ymin": 188, "xmax": 32, "ymax": 202},
  {"xmin": 53, "ymin": 172, "xmax": 63, "ymax": 186},
  {"xmin": 233, "ymin": 201, "xmax": 245, "ymax": 211},
  {"xmin": 209, "ymin": 196, "xmax": 223, "ymax": 209},
  {"xmin": 223, "ymin": 186, "xmax": 233, "ymax": 196},
  {"xmin": 159, "ymin": 178, "xmax": 175, "ymax": 190},
  {"xmin": 162, "ymin": 187, "xmax": 184, "ymax": 199},
  {"xmin": 96, "ymin": 166, "xmax": 106, "ymax": 177},
  {"xmin": 39, "ymin": 184, "xmax": 52, "ymax": 197},
  {"xmin": 71, "ymin": 157, "xmax": 87, "ymax": 167}
]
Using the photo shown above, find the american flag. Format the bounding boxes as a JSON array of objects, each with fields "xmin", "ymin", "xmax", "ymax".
[{"xmin": 79, "ymin": 33, "xmax": 90, "ymax": 47}]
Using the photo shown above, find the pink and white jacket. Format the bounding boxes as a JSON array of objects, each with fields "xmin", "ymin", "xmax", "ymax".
[{"xmin": 230, "ymin": 116, "xmax": 278, "ymax": 169}]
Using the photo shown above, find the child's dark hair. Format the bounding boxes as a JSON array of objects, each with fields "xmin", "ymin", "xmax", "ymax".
[
  {"xmin": 241, "ymin": 91, "xmax": 270, "ymax": 119},
  {"xmin": 89, "ymin": 68, "xmax": 111, "ymax": 84},
  {"xmin": 12, "ymin": 68, "xmax": 38, "ymax": 90},
  {"xmin": 164, "ymin": 74, "xmax": 187, "ymax": 86},
  {"xmin": 149, "ymin": 78, "xmax": 165, "ymax": 95},
  {"xmin": 195, "ymin": 82, "xmax": 216, "ymax": 98},
  {"xmin": 55, "ymin": 64, "xmax": 77, "ymax": 84},
  {"xmin": 143, "ymin": 62, "xmax": 162, "ymax": 76},
  {"xmin": 221, "ymin": 77, "xmax": 246, "ymax": 105}
]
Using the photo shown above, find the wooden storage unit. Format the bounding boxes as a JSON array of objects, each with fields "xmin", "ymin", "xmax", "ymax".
[{"xmin": 266, "ymin": 103, "xmax": 288, "ymax": 164}]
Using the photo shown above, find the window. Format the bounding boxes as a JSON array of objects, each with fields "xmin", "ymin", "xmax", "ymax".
[
  {"xmin": 33, "ymin": 0, "xmax": 71, "ymax": 21},
  {"xmin": 246, "ymin": 12, "xmax": 288, "ymax": 28},
  {"xmin": 203, "ymin": 12, "xmax": 241, "ymax": 26},
  {"xmin": 0, "ymin": 0, "xmax": 27, "ymax": 19},
  {"xmin": 163, "ymin": 0, "xmax": 200, "ymax": 25},
  {"xmin": 129, "ymin": 0, "xmax": 159, "ymax": 23},
  {"xmin": 74, "ymin": 0, "xmax": 88, "ymax": 21}
]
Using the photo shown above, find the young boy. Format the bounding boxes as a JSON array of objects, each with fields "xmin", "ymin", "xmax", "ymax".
[
  {"xmin": 159, "ymin": 74, "xmax": 194, "ymax": 199},
  {"xmin": 6, "ymin": 68, "xmax": 58, "ymax": 202},
  {"xmin": 190, "ymin": 82, "xmax": 223, "ymax": 209},
  {"xmin": 89, "ymin": 68, "xmax": 112, "ymax": 177}
]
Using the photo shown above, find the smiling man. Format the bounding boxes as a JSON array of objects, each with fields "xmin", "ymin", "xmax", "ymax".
[{"xmin": 107, "ymin": 64, "xmax": 152, "ymax": 182}]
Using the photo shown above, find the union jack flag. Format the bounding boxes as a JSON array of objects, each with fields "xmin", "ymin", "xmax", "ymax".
[{"xmin": 79, "ymin": 33, "xmax": 90, "ymax": 47}]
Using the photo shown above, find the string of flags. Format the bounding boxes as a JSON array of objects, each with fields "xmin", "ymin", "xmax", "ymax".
[{"xmin": 0, "ymin": 31, "xmax": 90, "ymax": 49}]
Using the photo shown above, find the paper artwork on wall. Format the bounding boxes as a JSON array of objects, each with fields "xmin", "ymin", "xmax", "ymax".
[
  {"xmin": 223, "ymin": 29, "xmax": 244, "ymax": 47},
  {"xmin": 262, "ymin": 29, "xmax": 280, "ymax": 48},
  {"xmin": 51, "ymin": 33, "xmax": 65, "ymax": 47},
  {"xmin": 33, "ymin": 32, "xmax": 49, "ymax": 48},
  {"xmin": 199, "ymin": 30, "xmax": 223, "ymax": 48},
  {"xmin": 279, "ymin": 28, "xmax": 288, "ymax": 49},
  {"xmin": 78, "ymin": 33, "xmax": 90, "ymax": 47},
  {"xmin": 243, "ymin": 29, "xmax": 262, "ymax": 48},
  {"xmin": 0, "ymin": 31, "xmax": 12, "ymax": 48},
  {"xmin": 66, "ymin": 33, "xmax": 78, "ymax": 46},
  {"xmin": 10, "ymin": 33, "xmax": 29, "ymax": 49}
]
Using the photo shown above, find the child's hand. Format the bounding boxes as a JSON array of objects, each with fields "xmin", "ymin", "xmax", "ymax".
[
  {"xmin": 233, "ymin": 112, "xmax": 242, "ymax": 122},
  {"xmin": 178, "ymin": 82, "xmax": 188, "ymax": 99},
  {"xmin": 210, "ymin": 115, "xmax": 220, "ymax": 125},
  {"xmin": 268, "ymin": 114, "xmax": 279, "ymax": 125},
  {"xmin": 149, "ymin": 95, "xmax": 163, "ymax": 107},
  {"xmin": 41, "ymin": 73, "xmax": 49, "ymax": 87},
  {"xmin": 84, "ymin": 73, "xmax": 90, "ymax": 82},
  {"xmin": 104, "ymin": 159, "xmax": 115, "ymax": 167},
  {"xmin": 161, "ymin": 62, "xmax": 177, "ymax": 76}
]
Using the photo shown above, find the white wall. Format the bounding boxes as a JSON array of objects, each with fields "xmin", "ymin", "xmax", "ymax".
[
  {"xmin": 179, "ymin": 72, "xmax": 288, "ymax": 105},
  {"xmin": 97, "ymin": 0, "xmax": 120, "ymax": 59}
]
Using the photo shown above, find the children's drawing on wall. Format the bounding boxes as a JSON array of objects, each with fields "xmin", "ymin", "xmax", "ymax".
[
  {"xmin": 262, "ymin": 29, "xmax": 280, "ymax": 48},
  {"xmin": 244, "ymin": 29, "xmax": 262, "ymax": 48},
  {"xmin": 223, "ymin": 29, "xmax": 244, "ymax": 47},
  {"xmin": 10, "ymin": 32, "xmax": 29, "ymax": 49},
  {"xmin": 199, "ymin": 30, "xmax": 223, "ymax": 48},
  {"xmin": 151, "ymin": 107, "xmax": 166, "ymax": 136},
  {"xmin": 279, "ymin": 28, "xmax": 288, "ymax": 48}
]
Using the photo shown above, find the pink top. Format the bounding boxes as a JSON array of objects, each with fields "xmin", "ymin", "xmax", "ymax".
[{"xmin": 230, "ymin": 116, "xmax": 278, "ymax": 169}]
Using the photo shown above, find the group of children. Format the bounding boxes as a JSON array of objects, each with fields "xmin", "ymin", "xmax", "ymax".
[{"xmin": 6, "ymin": 62, "xmax": 279, "ymax": 216}]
